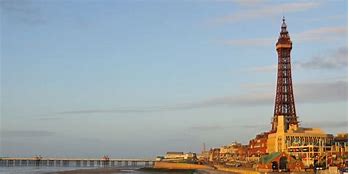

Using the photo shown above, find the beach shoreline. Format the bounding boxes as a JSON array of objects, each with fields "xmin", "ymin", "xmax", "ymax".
[
  {"xmin": 44, "ymin": 167, "xmax": 244, "ymax": 174},
  {"xmin": 45, "ymin": 167, "xmax": 198, "ymax": 174},
  {"xmin": 46, "ymin": 168, "xmax": 123, "ymax": 174}
]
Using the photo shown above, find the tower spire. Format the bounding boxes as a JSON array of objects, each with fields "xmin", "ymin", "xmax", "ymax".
[{"xmin": 280, "ymin": 16, "xmax": 288, "ymax": 34}]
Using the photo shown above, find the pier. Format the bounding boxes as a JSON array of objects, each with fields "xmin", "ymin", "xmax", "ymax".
[{"xmin": 0, "ymin": 156, "xmax": 155, "ymax": 168}]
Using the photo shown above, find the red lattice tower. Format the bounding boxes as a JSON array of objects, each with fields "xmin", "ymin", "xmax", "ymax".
[{"xmin": 271, "ymin": 17, "xmax": 299, "ymax": 132}]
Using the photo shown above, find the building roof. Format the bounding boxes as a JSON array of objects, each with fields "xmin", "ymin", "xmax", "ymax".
[
  {"xmin": 260, "ymin": 152, "xmax": 281, "ymax": 164},
  {"xmin": 287, "ymin": 127, "xmax": 326, "ymax": 134},
  {"xmin": 166, "ymin": 152, "xmax": 183, "ymax": 155},
  {"xmin": 334, "ymin": 133, "xmax": 348, "ymax": 142},
  {"xmin": 335, "ymin": 133, "xmax": 348, "ymax": 138}
]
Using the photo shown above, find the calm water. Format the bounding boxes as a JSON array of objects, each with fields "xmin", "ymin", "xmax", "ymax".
[
  {"xmin": 0, "ymin": 167, "xmax": 139, "ymax": 174},
  {"xmin": 0, "ymin": 167, "xmax": 197, "ymax": 174}
]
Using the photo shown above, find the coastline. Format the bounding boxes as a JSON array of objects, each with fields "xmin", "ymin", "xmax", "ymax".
[
  {"xmin": 45, "ymin": 167, "xmax": 197, "ymax": 174},
  {"xmin": 44, "ymin": 165, "xmax": 241, "ymax": 174},
  {"xmin": 214, "ymin": 165, "xmax": 260, "ymax": 174},
  {"xmin": 46, "ymin": 168, "xmax": 123, "ymax": 174},
  {"xmin": 153, "ymin": 161, "xmax": 212, "ymax": 170},
  {"xmin": 45, "ymin": 168, "xmax": 228, "ymax": 174}
]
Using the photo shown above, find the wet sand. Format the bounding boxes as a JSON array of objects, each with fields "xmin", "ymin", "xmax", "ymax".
[
  {"xmin": 46, "ymin": 166, "xmax": 239, "ymax": 174},
  {"xmin": 47, "ymin": 167, "xmax": 197, "ymax": 174},
  {"xmin": 195, "ymin": 169, "xmax": 237, "ymax": 174},
  {"xmin": 47, "ymin": 168, "xmax": 123, "ymax": 174}
]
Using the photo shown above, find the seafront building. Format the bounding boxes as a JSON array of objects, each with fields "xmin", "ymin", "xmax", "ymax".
[
  {"xmin": 208, "ymin": 148, "xmax": 221, "ymax": 163},
  {"xmin": 157, "ymin": 152, "xmax": 197, "ymax": 163},
  {"xmin": 267, "ymin": 116, "xmax": 334, "ymax": 167},
  {"xmin": 248, "ymin": 132, "xmax": 269, "ymax": 157},
  {"xmin": 218, "ymin": 142, "xmax": 248, "ymax": 162},
  {"xmin": 332, "ymin": 133, "xmax": 349, "ymax": 158}
]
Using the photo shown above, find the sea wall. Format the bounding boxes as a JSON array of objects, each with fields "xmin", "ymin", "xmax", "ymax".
[
  {"xmin": 215, "ymin": 165, "xmax": 261, "ymax": 174},
  {"xmin": 153, "ymin": 162, "xmax": 212, "ymax": 170}
]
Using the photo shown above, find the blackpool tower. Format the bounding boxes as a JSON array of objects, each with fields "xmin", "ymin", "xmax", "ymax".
[{"xmin": 271, "ymin": 17, "xmax": 299, "ymax": 132}]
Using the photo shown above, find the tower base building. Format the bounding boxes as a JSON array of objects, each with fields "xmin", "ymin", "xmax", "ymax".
[{"xmin": 267, "ymin": 116, "xmax": 333, "ymax": 166}]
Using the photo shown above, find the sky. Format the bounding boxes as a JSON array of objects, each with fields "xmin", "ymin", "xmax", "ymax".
[{"xmin": 0, "ymin": 0, "xmax": 348, "ymax": 158}]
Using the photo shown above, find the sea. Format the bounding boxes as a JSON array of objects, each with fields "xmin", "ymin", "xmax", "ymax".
[
  {"xmin": 0, "ymin": 167, "xmax": 145, "ymax": 174},
  {"xmin": 0, "ymin": 167, "xmax": 197, "ymax": 174}
]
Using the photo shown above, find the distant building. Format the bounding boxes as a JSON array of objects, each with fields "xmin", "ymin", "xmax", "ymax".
[
  {"xmin": 328, "ymin": 133, "xmax": 348, "ymax": 167},
  {"xmin": 163, "ymin": 152, "xmax": 197, "ymax": 163},
  {"xmin": 208, "ymin": 148, "xmax": 220, "ymax": 163},
  {"xmin": 220, "ymin": 142, "xmax": 240, "ymax": 156},
  {"xmin": 332, "ymin": 133, "xmax": 348, "ymax": 157},
  {"xmin": 165, "ymin": 152, "xmax": 184, "ymax": 159},
  {"xmin": 197, "ymin": 151, "xmax": 209, "ymax": 163},
  {"xmin": 248, "ymin": 132, "xmax": 269, "ymax": 157},
  {"xmin": 219, "ymin": 142, "xmax": 247, "ymax": 161}
]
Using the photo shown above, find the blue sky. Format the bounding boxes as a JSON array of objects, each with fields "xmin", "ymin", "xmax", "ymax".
[{"xmin": 1, "ymin": 0, "xmax": 347, "ymax": 158}]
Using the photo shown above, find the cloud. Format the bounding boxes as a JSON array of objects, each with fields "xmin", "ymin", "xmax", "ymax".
[
  {"xmin": 295, "ymin": 80, "xmax": 347, "ymax": 103},
  {"xmin": 0, "ymin": 0, "xmax": 46, "ymax": 25},
  {"xmin": 302, "ymin": 121, "xmax": 348, "ymax": 129},
  {"xmin": 247, "ymin": 64, "xmax": 277, "ymax": 73},
  {"xmin": 241, "ymin": 124, "xmax": 268, "ymax": 129},
  {"xmin": 296, "ymin": 47, "xmax": 348, "ymax": 69},
  {"xmin": 248, "ymin": 46, "xmax": 348, "ymax": 73},
  {"xmin": 223, "ymin": 38, "xmax": 274, "ymax": 46},
  {"xmin": 213, "ymin": 2, "xmax": 320, "ymax": 24},
  {"xmin": 1, "ymin": 130, "xmax": 55, "ymax": 138},
  {"xmin": 215, "ymin": 0, "xmax": 265, "ymax": 6},
  {"xmin": 197, "ymin": 92, "xmax": 272, "ymax": 106},
  {"xmin": 223, "ymin": 26, "xmax": 347, "ymax": 46},
  {"xmin": 299, "ymin": 15, "xmax": 345, "ymax": 23},
  {"xmin": 192, "ymin": 80, "xmax": 347, "ymax": 106},
  {"xmin": 36, "ymin": 117, "xmax": 64, "ymax": 121},
  {"xmin": 294, "ymin": 26, "xmax": 347, "ymax": 42},
  {"xmin": 56, "ymin": 104, "xmax": 208, "ymax": 115},
  {"xmin": 239, "ymin": 121, "xmax": 348, "ymax": 131},
  {"xmin": 52, "ymin": 80, "xmax": 347, "ymax": 116},
  {"xmin": 189, "ymin": 124, "xmax": 270, "ymax": 132},
  {"xmin": 190, "ymin": 125, "xmax": 227, "ymax": 131},
  {"xmin": 58, "ymin": 108, "xmax": 160, "ymax": 115}
]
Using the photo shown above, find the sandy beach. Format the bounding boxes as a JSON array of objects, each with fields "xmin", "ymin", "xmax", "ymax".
[
  {"xmin": 195, "ymin": 169, "xmax": 237, "ymax": 174},
  {"xmin": 46, "ymin": 167, "xmax": 198, "ymax": 174},
  {"xmin": 46, "ymin": 167, "xmax": 241, "ymax": 174},
  {"xmin": 47, "ymin": 168, "xmax": 123, "ymax": 174}
]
